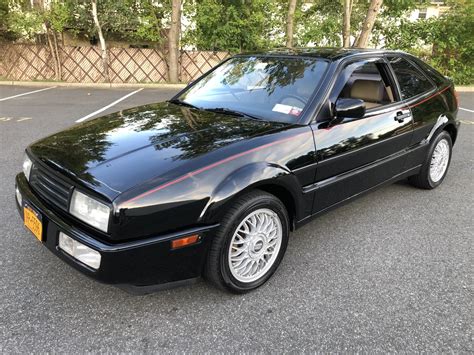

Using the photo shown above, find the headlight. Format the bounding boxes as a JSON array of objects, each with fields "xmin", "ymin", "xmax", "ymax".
[
  {"xmin": 58, "ymin": 232, "xmax": 101, "ymax": 269},
  {"xmin": 23, "ymin": 154, "xmax": 33, "ymax": 181},
  {"xmin": 69, "ymin": 190, "xmax": 110, "ymax": 232}
]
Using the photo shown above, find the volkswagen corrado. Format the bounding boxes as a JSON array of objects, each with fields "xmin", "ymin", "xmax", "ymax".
[{"xmin": 15, "ymin": 48, "xmax": 460, "ymax": 293}]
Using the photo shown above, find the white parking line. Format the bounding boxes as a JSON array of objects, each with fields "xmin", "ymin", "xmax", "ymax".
[
  {"xmin": 459, "ymin": 107, "xmax": 474, "ymax": 113},
  {"xmin": 0, "ymin": 86, "xmax": 57, "ymax": 102},
  {"xmin": 75, "ymin": 88, "xmax": 144, "ymax": 123}
]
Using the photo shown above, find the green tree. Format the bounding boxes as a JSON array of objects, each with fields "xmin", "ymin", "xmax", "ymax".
[
  {"xmin": 183, "ymin": 0, "xmax": 280, "ymax": 52},
  {"xmin": 65, "ymin": 0, "xmax": 166, "ymax": 44},
  {"xmin": 0, "ymin": 0, "xmax": 14, "ymax": 40},
  {"xmin": 295, "ymin": 0, "xmax": 345, "ymax": 47},
  {"xmin": 383, "ymin": 1, "xmax": 473, "ymax": 84},
  {"xmin": 2, "ymin": 0, "xmax": 43, "ymax": 41}
]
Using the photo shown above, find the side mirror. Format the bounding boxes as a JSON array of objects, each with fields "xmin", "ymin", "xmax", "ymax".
[{"xmin": 334, "ymin": 98, "xmax": 366, "ymax": 121}]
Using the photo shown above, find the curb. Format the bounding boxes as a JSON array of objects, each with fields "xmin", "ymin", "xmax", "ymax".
[
  {"xmin": 456, "ymin": 86, "xmax": 474, "ymax": 92},
  {"xmin": 1, "ymin": 80, "xmax": 472, "ymax": 92},
  {"xmin": 0, "ymin": 80, "xmax": 187, "ymax": 89}
]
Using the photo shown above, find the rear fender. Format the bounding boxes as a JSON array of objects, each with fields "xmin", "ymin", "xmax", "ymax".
[{"xmin": 425, "ymin": 114, "xmax": 459, "ymax": 145}]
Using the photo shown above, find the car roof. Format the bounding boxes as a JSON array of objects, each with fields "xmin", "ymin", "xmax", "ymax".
[{"xmin": 238, "ymin": 47, "xmax": 406, "ymax": 61}]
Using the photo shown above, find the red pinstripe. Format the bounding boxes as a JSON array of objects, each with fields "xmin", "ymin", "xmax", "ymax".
[
  {"xmin": 408, "ymin": 86, "xmax": 450, "ymax": 109},
  {"xmin": 123, "ymin": 131, "xmax": 310, "ymax": 205},
  {"xmin": 122, "ymin": 86, "xmax": 451, "ymax": 206}
]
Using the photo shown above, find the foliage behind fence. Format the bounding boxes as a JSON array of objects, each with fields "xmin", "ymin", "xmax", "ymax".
[{"xmin": 0, "ymin": 44, "xmax": 230, "ymax": 83}]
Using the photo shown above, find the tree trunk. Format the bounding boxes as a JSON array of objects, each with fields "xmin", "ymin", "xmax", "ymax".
[
  {"xmin": 286, "ymin": 0, "xmax": 297, "ymax": 48},
  {"xmin": 52, "ymin": 31, "xmax": 62, "ymax": 80},
  {"xmin": 91, "ymin": 0, "xmax": 110, "ymax": 82},
  {"xmin": 342, "ymin": 0, "xmax": 353, "ymax": 48},
  {"xmin": 168, "ymin": 0, "xmax": 181, "ymax": 83},
  {"xmin": 354, "ymin": 0, "xmax": 383, "ymax": 48},
  {"xmin": 45, "ymin": 26, "xmax": 59, "ymax": 80}
]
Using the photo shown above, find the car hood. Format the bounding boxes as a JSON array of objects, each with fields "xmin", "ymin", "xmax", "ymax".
[{"xmin": 29, "ymin": 102, "xmax": 289, "ymax": 200}]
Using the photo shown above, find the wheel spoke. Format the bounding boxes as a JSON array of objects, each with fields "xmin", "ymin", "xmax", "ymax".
[
  {"xmin": 241, "ymin": 259, "xmax": 255, "ymax": 276},
  {"xmin": 267, "ymin": 237, "xmax": 278, "ymax": 247},
  {"xmin": 230, "ymin": 247, "xmax": 247, "ymax": 257},
  {"xmin": 234, "ymin": 234, "xmax": 246, "ymax": 243},
  {"xmin": 262, "ymin": 215, "xmax": 272, "ymax": 233},
  {"xmin": 249, "ymin": 261, "xmax": 259, "ymax": 276},
  {"xmin": 233, "ymin": 256, "xmax": 251, "ymax": 271}
]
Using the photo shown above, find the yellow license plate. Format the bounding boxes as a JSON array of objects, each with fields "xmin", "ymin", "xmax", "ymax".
[{"xmin": 24, "ymin": 205, "xmax": 43, "ymax": 241}]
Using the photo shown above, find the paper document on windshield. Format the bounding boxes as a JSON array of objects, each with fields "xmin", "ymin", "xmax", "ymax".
[{"xmin": 272, "ymin": 104, "xmax": 302, "ymax": 116}]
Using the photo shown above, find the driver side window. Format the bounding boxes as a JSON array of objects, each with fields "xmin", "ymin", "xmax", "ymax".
[{"xmin": 337, "ymin": 62, "xmax": 397, "ymax": 110}]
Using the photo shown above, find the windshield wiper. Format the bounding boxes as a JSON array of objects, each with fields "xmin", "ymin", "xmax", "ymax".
[
  {"xmin": 169, "ymin": 101, "xmax": 262, "ymax": 120},
  {"xmin": 204, "ymin": 107, "xmax": 261, "ymax": 120},
  {"xmin": 168, "ymin": 98, "xmax": 201, "ymax": 110}
]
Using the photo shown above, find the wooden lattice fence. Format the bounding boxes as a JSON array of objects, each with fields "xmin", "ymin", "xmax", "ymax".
[{"xmin": 0, "ymin": 44, "xmax": 230, "ymax": 83}]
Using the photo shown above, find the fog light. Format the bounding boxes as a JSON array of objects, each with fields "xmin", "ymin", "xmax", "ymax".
[
  {"xmin": 15, "ymin": 187, "xmax": 22, "ymax": 206},
  {"xmin": 58, "ymin": 232, "xmax": 101, "ymax": 270}
]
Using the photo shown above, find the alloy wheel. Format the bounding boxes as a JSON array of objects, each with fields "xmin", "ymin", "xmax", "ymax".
[{"xmin": 228, "ymin": 208, "xmax": 283, "ymax": 283}]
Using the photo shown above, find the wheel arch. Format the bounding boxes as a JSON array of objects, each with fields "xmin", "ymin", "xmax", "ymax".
[
  {"xmin": 255, "ymin": 183, "xmax": 297, "ymax": 231},
  {"xmin": 443, "ymin": 122, "xmax": 458, "ymax": 145},
  {"xmin": 426, "ymin": 114, "xmax": 458, "ymax": 146},
  {"xmin": 200, "ymin": 162, "xmax": 302, "ymax": 231}
]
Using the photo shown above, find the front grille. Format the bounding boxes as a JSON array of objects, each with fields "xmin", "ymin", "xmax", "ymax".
[{"xmin": 29, "ymin": 164, "xmax": 72, "ymax": 211}]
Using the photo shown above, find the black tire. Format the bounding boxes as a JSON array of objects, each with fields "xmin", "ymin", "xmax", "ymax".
[
  {"xmin": 204, "ymin": 190, "xmax": 289, "ymax": 293},
  {"xmin": 408, "ymin": 130, "xmax": 452, "ymax": 189}
]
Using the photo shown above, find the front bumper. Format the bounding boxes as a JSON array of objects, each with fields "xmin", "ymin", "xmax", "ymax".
[{"xmin": 15, "ymin": 173, "xmax": 217, "ymax": 290}]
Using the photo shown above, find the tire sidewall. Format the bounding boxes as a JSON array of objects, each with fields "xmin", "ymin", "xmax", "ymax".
[
  {"xmin": 219, "ymin": 195, "xmax": 289, "ymax": 293},
  {"xmin": 425, "ymin": 131, "xmax": 452, "ymax": 188}
]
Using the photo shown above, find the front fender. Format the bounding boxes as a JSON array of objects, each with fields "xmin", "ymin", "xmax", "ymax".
[{"xmin": 200, "ymin": 162, "xmax": 302, "ymax": 224}]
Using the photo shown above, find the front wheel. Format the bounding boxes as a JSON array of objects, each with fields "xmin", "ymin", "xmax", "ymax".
[
  {"xmin": 204, "ymin": 190, "xmax": 289, "ymax": 293},
  {"xmin": 409, "ymin": 130, "xmax": 453, "ymax": 189}
]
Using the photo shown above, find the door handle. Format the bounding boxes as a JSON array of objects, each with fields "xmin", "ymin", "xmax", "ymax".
[{"xmin": 394, "ymin": 111, "xmax": 411, "ymax": 123}]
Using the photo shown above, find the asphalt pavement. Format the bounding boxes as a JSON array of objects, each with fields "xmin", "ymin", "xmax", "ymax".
[{"xmin": 0, "ymin": 85, "xmax": 473, "ymax": 352}]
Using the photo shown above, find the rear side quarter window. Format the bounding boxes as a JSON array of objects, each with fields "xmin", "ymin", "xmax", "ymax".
[
  {"xmin": 388, "ymin": 56, "xmax": 435, "ymax": 99},
  {"xmin": 412, "ymin": 58, "xmax": 448, "ymax": 86}
]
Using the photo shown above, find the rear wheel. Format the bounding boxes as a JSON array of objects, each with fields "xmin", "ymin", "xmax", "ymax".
[
  {"xmin": 204, "ymin": 190, "xmax": 289, "ymax": 293},
  {"xmin": 409, "ymin": 130, "xmax": 452, "ymax": 189}
]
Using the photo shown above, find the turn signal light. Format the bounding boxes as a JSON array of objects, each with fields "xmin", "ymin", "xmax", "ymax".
[{"xmin": 171, "ymin": 235, "xmax": 200, "ymax": 249}]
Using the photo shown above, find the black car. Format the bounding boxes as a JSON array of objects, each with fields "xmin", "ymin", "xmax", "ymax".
[{"xmin": 15, "ymin": 48, "xmax": 459, "ymax": 293}]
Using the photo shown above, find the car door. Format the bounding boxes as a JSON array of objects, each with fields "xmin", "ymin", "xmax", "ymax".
[
  {"xmin": 309, "ymin": 57, "xmax": 414, "ymax": 214},
  {"xmin": 386, "ymin": 55, "xmax": 441, "ymax": 169}
]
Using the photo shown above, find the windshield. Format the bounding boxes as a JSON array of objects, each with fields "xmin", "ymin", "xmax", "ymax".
[{"xmin": 177, "ymin": 56, "xmax": 329, "ymax": 123}]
